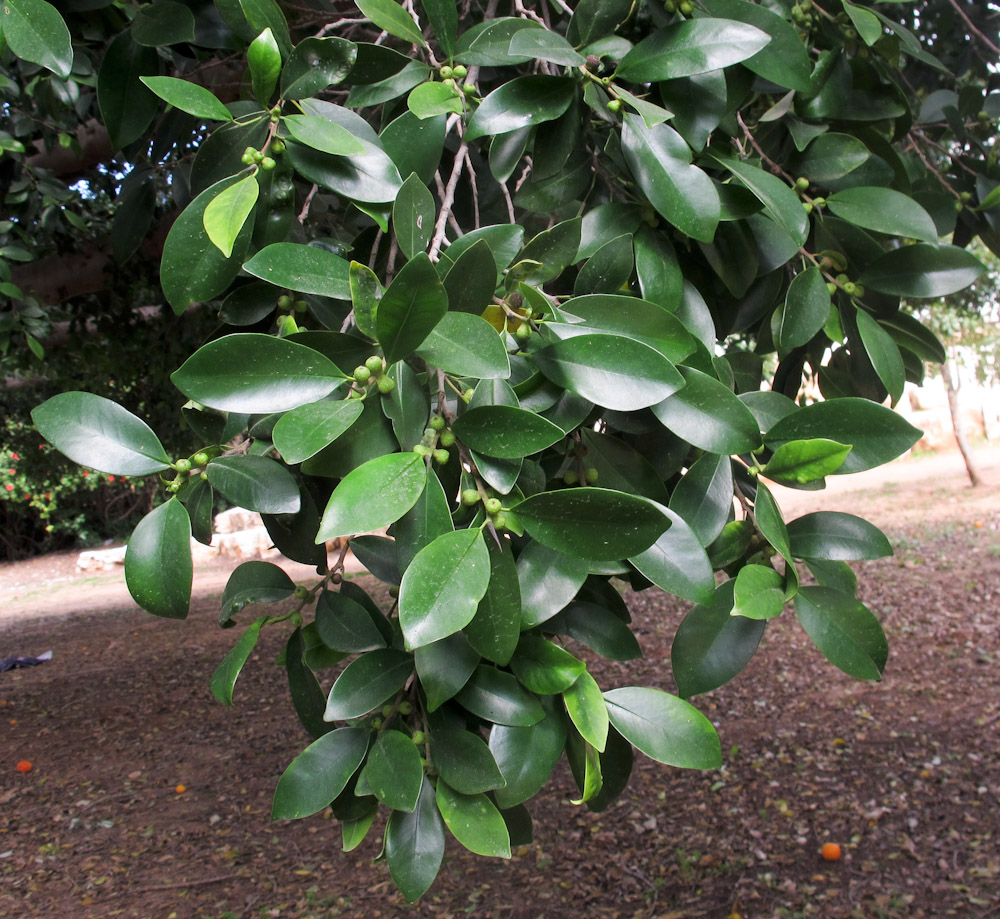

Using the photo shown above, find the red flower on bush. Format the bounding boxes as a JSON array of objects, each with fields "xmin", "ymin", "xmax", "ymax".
[
  {"xmin": 4, "ymin": 484, "xmax": 12, "ymax": 492},
  {"xmin": 107, "ymin": 475, "xmax": 115, "ymax": 482},
  {"xmin": 8, "ymin": 469, "xmax": 14, "ymax": 475},
  {"xmin": 82, "ymin": 471, "xmax": 88, "ymax": 476},
  {"xmin": 11, "ymin": 453, "xmax": 19, "ymax": 461},
  {"xmin": 23, "ymin": 494, "xmax": 30, "ymax": 500}
]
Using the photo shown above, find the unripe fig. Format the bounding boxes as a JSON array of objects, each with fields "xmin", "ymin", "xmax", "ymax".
[
  {"xmin": 462, "ymin": 489, "xmax": 481, "ymax": 506},
  {"xmin": 353, "ymin": 366, "xmax": 371, "ymax": 384},
  {"xmin": 439, "ymin": 430, "xmax": 456, "ymax": 447},
  {"xmin": 377, "ymin": 375, "xmax": 395, "ymax": 394},
  {"xmin": 432, "ymin": 449, "xmax": 449, "ymax": 465},
  {"xmin": 365, "ymin": 355, "xmax": 384, "ymax": 374},
  {"xmin": 429, "ymin": 415, "xmax": 446, "ymax": 431},
  {"xmin": 484, "ymin": 497, "xmax": 502, "ymax": 516}
]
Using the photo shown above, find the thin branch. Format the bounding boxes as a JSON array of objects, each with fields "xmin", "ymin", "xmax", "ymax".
[
  {"xmin": 947, "ymin": 0, "xmax": 1000, "ymax": 56},
  {"xmin": 297, "ymin": 184, "xmax": 318, "ymax": 224},
  {"xmin": 737, "ymin": 112, "xmax": 794, "ymax": 181},
  {"xmin": 500, "ymin": 180, "xmax": 516, "ymax": 223},
  {"xmin": 428, "ymin": 143, "xmax": 469, "ymax": 261}
]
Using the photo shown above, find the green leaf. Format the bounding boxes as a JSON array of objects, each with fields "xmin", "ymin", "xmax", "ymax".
[
  {"xmin": 415, "ymin": 313, "xmax": 510, "ymax": 380},
  {"xmin": 399, "ymin": 528, "xmax": 491, "ymax": 649},
  {"xmin": 317, "ymin": 452, "xmax": 427, "ymax": 542},
  {"xmin": 1, "ymin": 0, "xmax": 73, "ymax": 78},
  {"xmin": 324, "ymin": 649, "xmax": 413, "ymax": 720},
  {"xmin": 464, "ymin": 535, "xmax": 521, "ymax": 666},
  {"xmin": 616, "ymin": 18, "xmax": 770, "ymax": 83},
  {"xmin": 455, "ymin": 665, "xmax": 545, "ymax": 726},
  {"xmin": 350, "ymin": 261, "xmax": 381, "ymax": 339},
  {"xmin": 415, "ymin": 632, "xmax": 480, "ymax": 711},
  {"xmin": 858, "ymin": 244, "xmax": 985, "ymax": 298},
  {"xmin": 248, "ymin": 28, "xmax": 281, "ymax": 104},
  {"xmin": 211, "ymin": 618, "xmax": 265, "ymax": 705},
  {"xmin": 489, "ymin": 700, "xmax": 565, "ymax": 809},
  {"xmin": 842, "ymin": 0, "xmax": 883, "ymax": 45},
  {"xmin": 880, "ymin": 312, "xmax": 946, "ymax": 364},
  {"xmin": 430, "ymin": 729, "xmax": 505, "ymax": 794},
  {"xmin": 604, "ymin": 687, "xmax": 722, "ymax": 769},
  {"xmin": 510, "ymin": 633, "xmax": 585, "ymax": 696},
  {"xmin": 436, "ymin": 781, "xmax": 511, "ymax": 858},
  {"xmin": 794, "ymin": 586, "xmax": 887, "ymax": 680},
  {"xmin": 452, "ymin": 406, "xmax": 563, "ymax": 459},
  {"xmin": 272, "ymin": 399, "xmax": 365, "ymax": 465},
  {"xmin": 454, "ymin": 18, "xmax": 545, "ymax": 67},
  {"xmin": 732, "ymin": 565, "xmax": 785, "ymax": 620},
  {"xmin": 671, "ymin": 580, "xmax": 765, "ymax": 698},
  {"xmin": 827, "ymin": 187, "xmax": 937, "ymax": 243},
  {"xmin": 466, "ymin": 76, "xmax": 575, "ymax": 142},
  {"xmin": 285, "ymin": 628, "xmax": 332, "ymax": 739},
  {"xmin": 515, "ymin": 488, "xmax": 667, "ymax": 561},
  {"xmin": 621, "ymin": 116, "xmax": 720, "ymax": 243},
  {"xmin": 282, "ymin": 114, "xmax": 366, "ymax": 156},
  {"xmin": 315, "ymin": 589, "xmax": 387, "ymax": 652},
  {"xmin": 393, "ymin": 173, "xmax": 436, "ymax": 259},
  {"xmin": 508, "ymin": 28, "xmax": 585, "ymax": 66},
  {"xmin": 219, "ymin": 560, "xmax": 295, "ymax": 625},
  {"xmin": 855, "ymin": 309, "xmax": 905, "ymax": 405},
  {"xmin": 669, "ymin": 452, "xmax": 733, "ymax": 547},
  {"xmin": 385, "ymin": 777, "xmax": 445, "ymax": 902},
  {"xmin": 419, "ymin": 0, "xmax": 457, "ymax": 56},
  {"xmin": 795, "ymin": 133, "xmax": 871, "ymax": 182},
  {"xmin": 286, "ymin": 132, "xmax": 403, "ymax": 204},
  {"xmin": 124, "ymin": 499, "xmax": 192, "ymax": 619},
  {"xmin": 384, "ymin": 362, "xmax": 432, "ymax": 453},
  {"xmin": 517, "ymin": 541, "xmax": 589, "ymax": 629},
  {"xmin": 356, "ymin": 0, "xmax": 427, "ymax": 47},
  {"xmin": 238, "ymin": 0, "xmax": 291, "ymax": 55},
  {"xmin": 712, "ymin": 155, "xmax": 808, "ymax": 249},
  {"xmin": 652, "ymin": 366, "xmax": 762, "ymax": 455},
  {"xmin": 271, "ymin": 728, "xmax": 368, "ymax": 819},
  {"xmin": 131, "ymin": 1, "xmax": 196, "ymax": 46},
  {"xmin": 203, "ymin": 173, "xmax": 259, "ymax": 259},
  {"xmin": 366, "ymin": 731, "xmax": 424, "ymax": 812},
  {"xmin": 533, "ymin": 333, "xmax": 684, "ymax": 411},
  {"xmin": 787, "ymin": 511, "xmax": 892, "ymax": 561},
  {"xmin": 765, "ymin": 398, "xmax": 921, "ymax": 473},
  {"xmin": 407, "ymin": 81, "xmax": 464, "ymax": 119},
  {"xmin": 139, "ymin": 76, "xmax": 234, "ymax": 121},
  {"xmin": 243, "ymin": 242, "xmax": 352, "ymax": 299},
  {"xmin": 280, "ymin": 37, "xmax": 357, "ymax": 99},
  {"xmin": 629, "ymin": 506, "xmax": 715, "ymax": 606},
  {"xmin": 172, "ymin": 334, "xmax": 344, "ymax": 413},
  {"xmin": 564, "ymin": 671, "xmax": 609, "ymax": 753},
  {"xmin": 377, "ymin": 253, "xmax": 449, "ymax": 364},
  {"xmin": 206, "ymin": 455, "xmax": 300, "ymax": 514},
  {"xmin": 548, "ymin": 602, "xmax": 641, "ymax": 662},
  {"xmin": 31, "ymin": 392, "xmax": 171, "ymax": 476},
  {"xmin": 776, "ymin": 266, "xmax": 830, "ymax": 350},
  {"xmin": 762, "ymin": 439, "xmax": 852, "ymax": 485},
  {"xmin": 97, "ymin": 31, "xmax": 159, "ymax": 149},
  {"xmin": 517, "ymin": 217, "xmax": 582, "ymax": 284}
]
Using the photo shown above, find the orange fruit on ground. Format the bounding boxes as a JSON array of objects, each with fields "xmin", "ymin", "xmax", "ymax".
[
  {"xmin": 821, "ymin": 842, "xmax": 842, "ymax": 861},
  {"xmin": 175, "ymin": 784, "xmax": 186, "ymax": 794},
  {"xmin": 16, "ymin": 760, "xmax": 32, "ymax": 773}
]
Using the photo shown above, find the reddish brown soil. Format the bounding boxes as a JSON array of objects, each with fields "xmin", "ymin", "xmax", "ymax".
[{"xmin": 2, "ymin": 447, "xmax": 999, "ymax": 919}]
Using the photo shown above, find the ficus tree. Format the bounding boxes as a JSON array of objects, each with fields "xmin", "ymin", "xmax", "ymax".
[{"xmin": 8, "ymin": 0, "xmax": 998, "ymax": 901}]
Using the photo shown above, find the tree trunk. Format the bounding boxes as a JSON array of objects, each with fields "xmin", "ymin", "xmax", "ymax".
[{"xmin": 942, "ymin": 360, "xmax": 982, "ymax": 487}]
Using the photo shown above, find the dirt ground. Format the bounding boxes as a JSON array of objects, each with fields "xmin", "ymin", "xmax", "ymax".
[{"xmin": 2, "ymin": 446, "xmax": 999, "ymax": 919}]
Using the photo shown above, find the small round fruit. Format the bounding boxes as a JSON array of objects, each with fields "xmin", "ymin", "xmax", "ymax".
[
  {"xmin": 439, "ymin": 65, "xmax": 453, "ymax": 79},
  {"xmin": 16, "ymin": 760, "xmax": 32, "ymax": 773},
  {"xmin": 167, "ymin": 481, "xmax": 181, "ymax": 493},
  {"xmin": 439, "ymin": 430, "xmax": 456, "ymax": 447},
  {"xmin": 398, "ymin": 701, "xmax": 413, "ymax": 715},
  {"xmin": 462, "ymin": 83, "xmax": 477, "ymax": 95},
  {"xmin": 388, "ymin": 585, "xmax": 399, "ymax": 597},
  {"xmin": 430, "ymin": 415, "xmax": 446, "ymax": 432},
  {"xmin": 377, "ymin": 376, "xmax": 396, "ymax": 394},
  {"xmin": 371, "ymin": 716, "xmax": 383, "ymax": 729},
  {"xmin": 796, "ymin": 176, "xmax": 810, "ymax": 190},
  {"xmin": 812, "ymin": 196, "xmax": 826, "ymax": 207},
  {"xmin": 679, "ymin": 0, "xmax": 693, "ymax": 13},
  {"xmin": 277, "ymin": 294, "xmax": 292, "ymax": 310},
  {"xmin": 293, "ymin": 585, "xmax": 310, "ymax": 600},
  {"xmin": 192, "ymin": 451, "xmax": 210, "ymax": 467},
  {"xmin": 174, "ymin": 458, "xmax": 192, "ymax": 473},
  {"xmin": 411, "ymin": 730, "xmax": 426, "ymax": 745},
  {"xmin": 492, "ymin": 513, "xmax": 506, "ymax": 530},
  {"xmin": 175, "ymin": 784, "xmax": 186, "ymax": 794},
  {"xmin": 422, "ymin": 427, "xmax": 438, "ymax": 443},
  {"xmin": 382, "ymin": 704, "xmax": 395, "ymax": 718},
  {"xmin": 802, "ymin": 202, "xmax": 814, "ymax": 214},
  {"xmin": 821, "ymin": 842, "xmax": 842, "ymax": 861},
  {"xmin": 453, "ymin": 64, "xmax": 467, "ymax": 79},
  {"xmin": 585, "ymin": 467, "xmax": 600, "ymax": 484},
  {"xmin": 353, "ymin": 366, "xmax": 372, "ymax": 384},
  {"xmin": 260, "ymin": 156, "xmax": 276, "ymax": 171},
  {"xmin": 484, "ymin": 497, "xmax": 502, "ymax": 516},
  {"xmin": 271, "ymin": 138, "xmax": 285, "ymax": 155},
  {"xmin": 442, "ymin": 77, "xmax": 457, "ymax": 90},
  {"xmin": 365, "ymin": 355, "xmax": 384, "ymax": 374},
  {"xmin": 826, "ymin": 282, "xmax": 838, "ymax": 295},
  {"xmin": 842, "ymin": 281, "xmax": 857, "ymax": 295},
  {"xmin": 515, "ymin": 322, "xmax": 532, "ymax": 341},
  {"xmin": 413, "ymin": 444, "xmax": 431, "ymax": 457},
  {"xmin": 293, "ymin": 300, "xmax": 307, "ymax": 313},
  {"xmin": 607, "ymin": 99, "xmax": 622, "ymax": 113},
  {"xmin": 432, "ymin": 449, "xmax": 449, "ymax": 465},
  {"xmin": 462, "ymin": 489, "xmax": 481, "ymax": 506},
  {"xmin": 462, "ymin": 388, "xmax": 474, "ymax": 403},
  {"xmin": 564, "ymin": 469, "xmax": 579, "ymax": 485}
]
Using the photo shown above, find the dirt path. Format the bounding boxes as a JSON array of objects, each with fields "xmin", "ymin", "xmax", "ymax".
[{"xmin": 1, "ymin": 447, "xmax": 999, "ymax": 919}]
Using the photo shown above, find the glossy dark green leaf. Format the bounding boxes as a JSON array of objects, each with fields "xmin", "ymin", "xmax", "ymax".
[
  {"xmin": 247, "ymin": 27, "xmax": 281, "ymax": 103},
  {"xmin": 366, "ymin": 730, "xmax": 423, "ymax": 812},
  {"xmin": 455, "ymin": 665, "xmax": 545, "ymax": 726},
  {"xmin": 787, "ymin": 511, "xmax": 892, "ymax": 561},
  {"xmin": 286, "ymin": 135, "xmax": 403, "ymax": 204},
  {"xmin": 794, "ymin": 586, "xmax": 887, "ymax": 681},
  {"xmin": 393, "ymin": 173, "xmax": 435, "ymax": 259},
  {"xmin": 281, "ymin": 37, "xmax": 357, "ymax": 99},
  {"xmin": 621, "ymin": 115, "xmax": 720, "ymax": 243},
  {"xmin": 604, "ymin": 687, "xmax": 721, "ymax": 769},
  {"xmin": 515, "ymin": 488, "xmax": 667, "ymax": 561},
  {"xmin": 855, "ymin": 309, "xmax": 905, "ymax": 405},
  {"xmin": 443, "ymin": 241, "xmax": 497, "ymax": 316},
  {"xmin": 712, "ymin": 155, "xmax": 808, "ymax": 249},
  {"xmin": 407, "ymin": 81, "xmax": 464, "ymax": 119},
  {"xmin": 1, "ymin": 0, "xmax": 73, "ymax": 78},
  {"xmin": 629, "ymin": 505, "xmax": 715, "ymax": 605},
  {"xmin": 356, "ymin": 0, "xmax": 426, "ymax": 47},
  {"xmin": 399, "ymin": 528, "xmax": 491, "ymax": 649},
  {"xmin": 395, "ymin": 470, "xmax": 453, "ymax": 573},
  {"xmin": 32, "ymin": 392, "xmax": 171, "ymax": 476},
  {"xmin": 315, "ymin": 589, "xmax": 387, "ymax": 652},
  {"xmin": 219, "ymin": 560, "xmax": 295, "ymax": 625},
  {"xmin": 763, "ymin": 439, "xmax": 852, "ymax": 485},
  {"xmin": 161, "ymin": 176, "xmax": 254, "ymax": 313},
  {"xmin": 765, "ymin": 398, "xmax": 921, "ymax": 473},
  {"xmin": 377, "ymin": 253, "xmax": 449, "ymax": 364},
  {"xmin": 795, "ymin": 133, "xmax": 871, "ymax": 182},
  {"xmin": 415, "ymin": 313, "xmax": 510, "ymax": 380},
  {"xmin": 454, "ymin": 18, "xmax": 545, "ymax": 66},
  {"xmin": 732, "ymin": 564, "xmax": 785, "ymax": 620},
  {"xmin": 517, "ymin": 218, "xmax": 581, "ymax": 285},
  {"xmin": 243, "ymin": 242, "xmax": 351, "ymax": 299},
  {"xmin": 317, "ymin": 452, "xmax": 427, "ymax": 542},
  {"xmin": 385, "ymin": 777, "xmax": 445, "ymax": 902},
  {"xmin": 419, "ymin": 0, "xmax": 457, "ymax": 56},
  {"xmin": 659, "ymin": 70, "xmax": 728, "ymax": 152},
  {"xmin": 415, "ymin": 632, "xmax": 480, "ymax": 711},
  {"xmin": 272, "ymin": 727, "xmax": 368, "ymax": 819},
  {"xmin": 548, "ymin": 601, "xmax": 641, "ymax": 662},
  {"xmin": 510, "ymin": 633, "xmax": 585, "ymax": 696},
  {"xmin": 436, "ymin": 781, "xmax": 511, "ymax": 858},
  {"xmin": 827, "ymin": 187, "xmax": 937, "ymax": 243},
  {"xmin": 880, "ymin": 311, "xmax": 946, "ymax": 364},
  {"xmin": 282, "ymin": 114, "xmax": 365, "ymax": 157},
  {"xmin": 509, "ymin": 27, "xmax": 584, "ymax": 66},
  {"xmin": 205, "ymin": 455, "xmax": 300, "ymax": 515},
  {"xmin": 272, "ymin": 399, "xmax": 364, "ymax": 464},
  {"xmin": 858, "ymin": 244, "xmax": 985, "ymax": 298},
  {"xmin": 616, "ymin": 18, "xmax": 769, "ymax": 83},
  {"xmin": 124, "ymin": 499, "xmax": 192, "ymax": 619},
  {"xmin": 211, "ymin": 618, "xmax": 265, "ymax": 705},
  {"xmin": 466, "ymin": 76, "xmax": 575, "ymax": 141},
  {"xmin": 302, "ymin": 397, "xmax": 397, "ymax": 479},
  {"xmin": 452, "ymin": 406, "xmax": 563, "ymax": 459},
  {"xmin": 805, "ymin": 558, "xmax": 858, "ymax": 595},
  {"xmin": 776, "ymin": 266, "xmax": 830, "ymax": 350},
  {"xmin": 534, "ymin": 333, "xmax": 683, "ymax": 412},
  {"xmin": 384, "ymin": 361, "xmax": 431, "ymax": 452},
  {"xmin": 97, "ymin": 31, "xmax": 159, "ymax": 148},
  {"xmin": 349, "ymin": 261, "xmax": 380, "ymax": 339},
  {"xmin": 324, "ymin": 649, "xmax": 413, "ymax": 721},
  {"xmin": 652, "ymin": 366, "xmax": 762, "ymax": 455},
  {"xmin": 173, "ymin": 334, "xmax": 343, "ymax": 414},
  {"xmin": 671, "ymin": 580, "xmax": 765, "ymax": 698},
  {"xmin": 517, "ymin": 541, "xmax": 589, "ymax": 629},
  {"xmin": 464, "ymin": 535, "xmax": 521, "ymax": 666},
  {"xmin": 489, "ymin": 702, "xmax": 563, "ymax": 812},
  {"xmin": 131, "ymin": 1, "xmax": 196, "ymax": 46},
  {"xmin": 140, "ymin": 76, "xmax": 233, "ymax": 121},
  {"xmin": 348, "ymin": 535, "xmax": 403, "ymax": 584},
  {"xmin": 285, "ymin": 628, "xmax": 332, "ymax": 738},
  {"xmin": 380, "ymin": 110, "xmax": 447, "ymax": 186},
  {"xmin": 564, "ymin": 671, "xmax": 609, "ymax": 753},
  {"xmin": 430, "ymin": 729, "xmax": 504, "ymax": 794}
]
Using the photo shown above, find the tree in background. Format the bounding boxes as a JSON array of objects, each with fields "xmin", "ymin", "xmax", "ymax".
[{"xmin": 5, "ymin": 0, "xmax": 999, "ymax": 901}]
